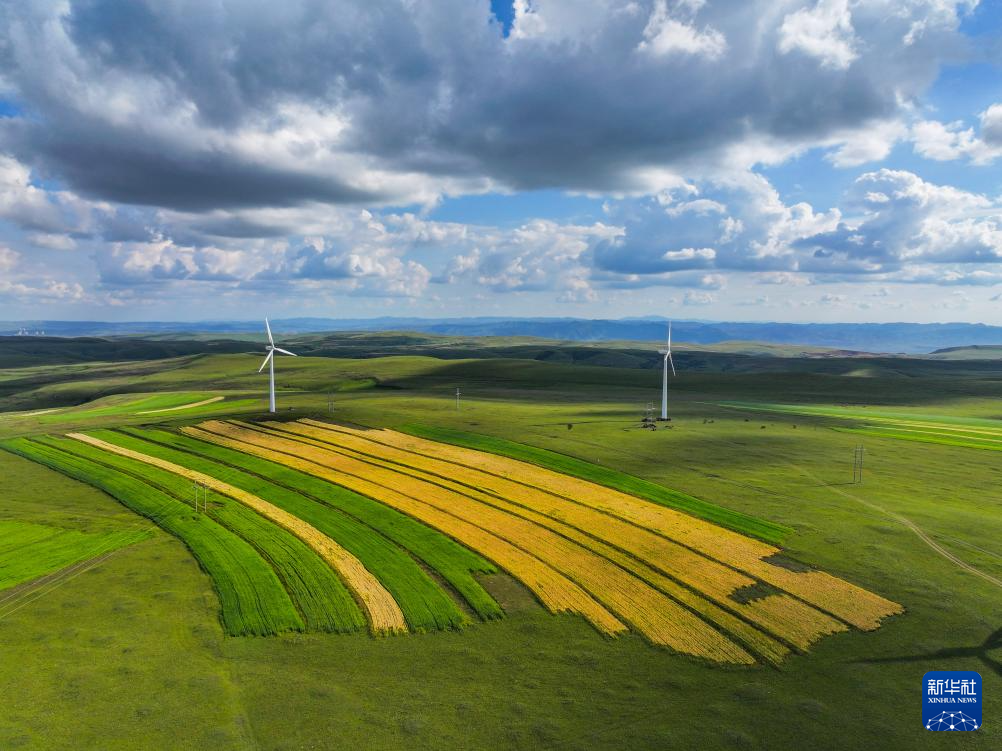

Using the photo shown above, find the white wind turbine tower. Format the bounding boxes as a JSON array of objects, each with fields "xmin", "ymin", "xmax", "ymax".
[
  {"xmin": 657, "ymin": 321, "xmax": 676, "ymax": 420},
  {"xmin": 258, "ymin": 318, "xmax": 298, "ymax": 413}
]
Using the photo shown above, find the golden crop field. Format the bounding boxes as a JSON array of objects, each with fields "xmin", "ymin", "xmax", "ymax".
[
  {"xmin": 188, "ymin": 422, "xmax": 753, "ymax": 662},
  {"xmin": 298, "ymin": 421, "xmax": 902, "ymax": 631},
  {"xmin": 267, "ymin": 420, "xmax": 840, "ymax": 652},
  {"xmin": 66, "ymin": 432, "xmax": 407, "ymax": 634},
  {"xmin": 172, "ymin": 419, "xmax": 901, "ymax": 664},
  {"xmin": 181, "ymin": 425, "xmax": 631, "ymax": 641}
]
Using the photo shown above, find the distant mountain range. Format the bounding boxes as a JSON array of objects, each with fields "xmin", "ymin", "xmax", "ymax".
[{"xmin": 3, "ymin": 317, "xmax": 1002, "ymax": 354}]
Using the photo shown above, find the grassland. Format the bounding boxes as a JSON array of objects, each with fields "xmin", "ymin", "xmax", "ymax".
[
  {"xmin": 0, "ymin": 520, "xmax": 147, "ymax": 592},
  {"xmin": 1, "ymin": 437, "xmax": 305, "ymax": 636},
  {"xmin": 720, "ymin": 400, "xmax": 1002, "ymax": 452},
  {"xmin": 1, "ymin": 344, "xmax": 1001, "ymax": 749}
]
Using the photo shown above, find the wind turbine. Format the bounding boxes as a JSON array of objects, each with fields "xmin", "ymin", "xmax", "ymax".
[
  {"xmin": 258, "ymin": 318, "xmax": 297, "ymax": 413},
  {"xmin": 657, "ymin": 321, "xmax": 676, "ymax": 420}
]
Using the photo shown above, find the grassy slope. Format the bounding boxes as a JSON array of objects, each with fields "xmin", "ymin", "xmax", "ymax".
[
  {"xmin": 399, "ymin": 423, "xmax": 792, "ymax": 545},
  {"xmin": 0, "ymin": 520, "xmax": 148, "ymax": 591},
  {"xmin": 719, "ymin": 400, "xmax": 1002, "ymax": 428},
  {"xmin": 0, "ymin": 437, "xmax": 303, "ymax": 636},
  {"xmin": 835, "ymin": 425, "xmax": 1002, "ymax": 451},
  {"xmin": 87, "ymin": 428, "xmax": 469, "ymax": 632},
  {"xmin": 2, "ymin": 350, "xmax": 1002, "ymax": 749},
  {"xmin": 721, "ymin": 401, "xmax": 1002, "ymax": 452},
  {"xmin": 123, "ymin": 427, "xmax": 503, "ymax": 621}
]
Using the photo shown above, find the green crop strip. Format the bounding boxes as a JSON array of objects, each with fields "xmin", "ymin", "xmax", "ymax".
[
  {"xmin": 835, "ymin": 426, "xmax": 1002, "ymax": 452},
  {"xmin": 34, "ymin": 433, "xmax": 366, "ymax": 634},
  {"xmin": 123, "ymin": 427, "xmax": 503, "ymax": 622},
  {"xmin": 103, "ymin": 428, "xmax": 479, "ymax": 631},
  {"xmin": 0, "ymin": 437, "xmax": 303, "ymax": 636},
  {"xmin": 398, "ymin": 424, "xmax": 792, "ymax": 546}
]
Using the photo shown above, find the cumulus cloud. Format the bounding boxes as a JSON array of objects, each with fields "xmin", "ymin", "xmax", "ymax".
[
  {"xmin": 778, "ymin": 0, "xmax": 858, "ymax": 70},
  {"xmin": 982, "ymin": 104, "xmax": 1002, "ymax": 145},
  {"xmin": 683, "ymin": 290, "xmax": 715, "ymax": 306},
  {"xmin": 0, "ymin": 245, "xmax": 19, "ymax": 272},
  {"xmin": 795, "ymin": 169, "xmax": 1002, "ymax": 275},
  {"xmin": 0, "ymin": 0, "xmax": 978, "ymax": 211},
  {"xmin": 0, "ymin": 1, "xmax": 994, "ymax": 313},
  {"xmin": 912, "ymin": 116, "xmax": 1002, "ymax": 164},
  {"xmin": 638, "ymin": 1, "xmax": 727, "ymax": 59},
  {"xmin": 92, "ymin": 210, "xmax": 441, "ymax": 298},
  {"xmin": 0, "ymin": 278, "xmax": 86, "ymax": 302}
]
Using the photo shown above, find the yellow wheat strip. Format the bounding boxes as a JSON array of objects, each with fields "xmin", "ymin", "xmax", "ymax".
[
  {"xmin": 137, "ymin": 396, "xmax": 224, "ymax": 414},
  {"xmin": 181, "ymin": 427, "xmax": 628, "ymax": 640},
  {"xmin": 315, "ymin": 422, "xmax": 901, "ymax": 630},
  {"xmin": 190, "ymin": 422, "xmax": 753, "ymax": 663},
  {"xmin": 273, "ymin": 421, "xmax": 825, "ymax": 657},
  {"xmin": 741, "ymin": 595, "xmax": 846, "ymax": 650},
  {"xmin": 65, "ymin": 432, "xmax": 406, "ymax": 634}
]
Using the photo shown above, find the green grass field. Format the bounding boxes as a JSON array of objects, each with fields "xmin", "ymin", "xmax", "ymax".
[
  {"xmin": 0, "ymin": 520, "xmax": 148, "ymax": 592},
  {"xmin": 719, "ymin": 400, "xmax": 1002, "ymax": 452},
  {"xmin": 1, "ymin": 346, "xmax": 1000, "ymax": 749}
]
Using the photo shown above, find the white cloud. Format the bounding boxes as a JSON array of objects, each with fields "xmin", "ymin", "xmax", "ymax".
[
  {"xmin": 778, "ymin": 0, "xmax": 858, "ymax": 70},
  {"xmin": 0, "ymin": 0, "xmax": 975, "ymax": 210},
  {"xmin": 0, "ymin": 278, "xmax": 86, "ymax": 303},
  {"xmin": 911, "ymin": 108, "xmax": 1002, "ymax": 165},
  {"xmin": 795, "ymin": 169, "xmax": 1002, "ymax": 278},
  {"xmin": 28, "ymin": 233, "xmax": 77, "ymax": 251},
  {"xmin": 825, "ymin": 120, "xmax": 908, "ymax": 168},
  {"xmin": 683, "ymin": 290, "xmax": 715, "ymax": 306},
  {"xmin": 982, "ymin": 104, "xmax": 1002, "ymax": 146},
  {"xmin": 0, "ymin": 245, "xmax": 19, "ymax": 272},
  {"xmin": 639, "ymin": 1, "xmax": 727, "ymax": 59}
]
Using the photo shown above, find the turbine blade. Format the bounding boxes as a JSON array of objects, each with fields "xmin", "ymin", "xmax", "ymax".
[
  {"xmin": 668, "ymin": 352, "xmax": 676, "ymax": 376},
  {"xmin": 272, "ymin": 347, "xmax": 298, "ymax": 357},
  {"xmin": 668, "ymin": 320, "xmax": 672, "ymax": 349},
  {"xmin": 258, "ymin": 350, "xmax": 274, "ymax": 373},
  {"xmin": 265, "ymin": 317, "xmax": 274, "ymax": 345}
]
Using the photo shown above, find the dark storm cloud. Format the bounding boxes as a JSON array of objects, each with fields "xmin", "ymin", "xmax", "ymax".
[
  {"xmin": 0, "ymin": 0, "xmax": 976, "ymax": 212},
  {"xmin": 6, "ymin": 122, "xmax": 384, "ymax": 210}
]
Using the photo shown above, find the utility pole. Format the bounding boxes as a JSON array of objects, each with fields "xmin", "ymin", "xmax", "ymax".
[
  {"xmin": 327, "ymin": 391, "xmax": 335, "ymax": 415},
  {"xmin": 193, "ymin": 481, "xmax": 208, "ymax": 512},
  {"xmin": 455, "ymin": 387, "xmax": 461, "ymax": 412},
  {"xmin": 852, "ymin": 445, "xmax": 865, "ymax": 484}
]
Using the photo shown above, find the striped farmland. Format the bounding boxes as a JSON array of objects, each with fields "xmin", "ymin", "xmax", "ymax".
[
  {"xmin": 89, "ymin": 428, "xmax": 473, "ymax": 631},
  {"xmin": 296, "ymin": 420, "xmax": 901, "ymax": 631},
  {"xmin": 1, "ymin": 416, "xmax": 902, "ymax": 664},
  {"xmin": 66, "ymin": 432, "xmax": 407, "ymax": 634},
  {"xmin": 115, "ymin": 426, "xmax": 502, "ymax": 622}
]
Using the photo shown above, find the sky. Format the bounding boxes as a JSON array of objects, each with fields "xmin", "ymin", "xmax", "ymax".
[{"xmin": 0, "ymin": 0, "xmax": 1000, "ymax": 323}]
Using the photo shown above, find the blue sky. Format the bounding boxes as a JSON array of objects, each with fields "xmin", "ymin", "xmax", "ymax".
[{"xmin": 0, "ymin": 1, "xmax": 1000, "ymax": 323}]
